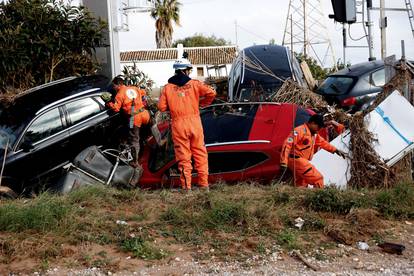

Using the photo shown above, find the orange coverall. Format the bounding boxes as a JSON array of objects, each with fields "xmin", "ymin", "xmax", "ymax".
[
  {"xmin": 280, "ymin": 123, "xmax": 337, "ymax": 188},
  {"xmin": 158, "ymin": 80, "xmax": 216, "ymax": 189},
  {"xmin": 107, "ymin": 85, "xmax": 150, "ymax": 127}
]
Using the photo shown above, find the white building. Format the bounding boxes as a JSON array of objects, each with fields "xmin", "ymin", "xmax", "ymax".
[{"xmin": 120, "ymin": 45, "xmax": 238, "ymax": 94}]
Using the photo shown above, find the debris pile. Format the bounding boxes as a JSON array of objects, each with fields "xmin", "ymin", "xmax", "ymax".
[
  {"xmin": 348, "ymin": 113, "xmax": 390, "ymax": 189},
  {"xmin": 270, "ymin": 79, "xmax": 327, "ymax": 109}
]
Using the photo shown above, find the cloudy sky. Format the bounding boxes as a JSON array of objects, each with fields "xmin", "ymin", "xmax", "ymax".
[{"xmin": 73, "ymin": 1, "xmax": 414, "ymax": 66}]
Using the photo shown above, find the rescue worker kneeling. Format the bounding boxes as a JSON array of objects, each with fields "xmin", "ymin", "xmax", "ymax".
[
  {"xmin": 280, "ymin": 114, "xmax": 346, "ymax": 188},
  {"xmin": 158, "ymin": 54, "xmax": 216, "ymax": 191},
  {"xmin": 104, "ymin": 75, "xmax": 150, "ymax": 167}
]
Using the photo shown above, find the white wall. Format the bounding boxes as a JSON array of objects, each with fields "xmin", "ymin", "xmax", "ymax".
[{"xmin": 121, "ymin": 61, "xmax": 233, "ymax": 96}]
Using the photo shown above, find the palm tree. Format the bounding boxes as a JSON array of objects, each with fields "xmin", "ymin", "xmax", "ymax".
[{"xmin": 151, "ymin": 0, "xmax": 181, "ymax": 48}]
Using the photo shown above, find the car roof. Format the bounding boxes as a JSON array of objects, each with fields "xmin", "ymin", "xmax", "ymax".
[
  {"xmin": 241, "ymin": 45, "xmax": 292, "ymax": 84},
  {"xmin": 0, "ymin": 75, "xmax": 109, "ymax": 123},
  {"xmin": 330, "ymin": 60, "xmax": 384, "ymax": 77},
  {"xmin": 0, "ymin": 75, "xmax": 109, "ymax": 130}
]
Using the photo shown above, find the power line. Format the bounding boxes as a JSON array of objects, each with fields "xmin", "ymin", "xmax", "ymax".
[{"xmin": 236, "ymin": 23, "xmax": 270, "ymax": 42}]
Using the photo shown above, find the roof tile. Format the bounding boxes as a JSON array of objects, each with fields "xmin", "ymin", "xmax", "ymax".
[{"xmin": 120, "ymin": 46, "xmax": 238, "ymax": 65}]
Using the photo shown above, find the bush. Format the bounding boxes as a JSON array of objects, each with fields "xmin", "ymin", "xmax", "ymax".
[
  {"xmin": 0, "ymin": 0, "xmax": 106, "ymax": 91},
  {"xmin": 304, "ymin": 188, "xmax": 362, "ymax": 214},
  {"xmin": 375, "ymin": 183, "xmax": 414, "ymax": 218}
]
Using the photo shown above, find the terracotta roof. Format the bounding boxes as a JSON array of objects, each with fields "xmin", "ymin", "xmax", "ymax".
[{"xmin": 120, "ymin": 46, "xmax": 238, "ymax": 65}]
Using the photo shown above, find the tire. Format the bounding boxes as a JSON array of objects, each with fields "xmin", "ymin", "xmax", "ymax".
[{"xmin": 0, "ymin": 186, "xmax": 18, "ymax": 199}]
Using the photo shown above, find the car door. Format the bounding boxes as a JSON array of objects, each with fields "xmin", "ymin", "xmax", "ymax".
[
  {"xmin": 10, "ymin": 107, "xmax": 69, "ymax": 185},
  {"xmin": 64, "ymin": 96, "xmax": 111, "ymax": 159}
]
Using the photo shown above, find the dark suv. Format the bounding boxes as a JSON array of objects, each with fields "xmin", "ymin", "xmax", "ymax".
[
  {"xmin": 228, "ymin": 44, "xmax": 307, "ymax": 102},
  {"xmin": 0, "ymin": 75, "xmax": 122, "ymax": 195},
  {"xmin": 316, "ymin": 60, "xmax": 385, "ymax": 112}
]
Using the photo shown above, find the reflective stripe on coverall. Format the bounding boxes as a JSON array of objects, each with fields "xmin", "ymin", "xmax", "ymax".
[
  {"xmin": 280, "ymin": 123, "xmax": 337, "ymax": 188},
  {"xmin": 158, "ymin": 79, "xmax": 216, "ymax": 189}
]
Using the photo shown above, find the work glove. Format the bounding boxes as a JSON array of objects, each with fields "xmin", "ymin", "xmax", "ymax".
[
  {"xmin": 101, "ymin": 92, "xmax": 112, "ymax": 103},
  {"xmin": 334, "ymin": 149, "xmax": 347, "ymax": 159}
]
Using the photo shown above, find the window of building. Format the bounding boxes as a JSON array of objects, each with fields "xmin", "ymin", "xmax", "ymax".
[{"xmin": 197, "ymin": 67, "xmax": 204, "ymax": 77}]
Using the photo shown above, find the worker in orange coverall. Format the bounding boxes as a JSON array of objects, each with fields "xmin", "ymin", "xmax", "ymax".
[
  {"xmin": 105, "ymin": 75, "xmax": 150, "ymax": 167},
  {"xmin": 280, "ymin": 114, "xmax": 346, "ymax": 188},
  {"xmin": 158, "ymin": 54, "xmax": 216, "ymax": 191}
]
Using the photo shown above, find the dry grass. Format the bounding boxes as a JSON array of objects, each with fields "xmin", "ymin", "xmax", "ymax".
[
  {"xmin": 270, "ymin": 79, "xmax": 327, "ymax": 109},
  {"xmin": 1, "ymin": 183, "xmax": 414, "ymax": 273}
]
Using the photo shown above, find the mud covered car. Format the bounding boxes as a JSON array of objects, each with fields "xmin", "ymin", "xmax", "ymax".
[
  {"xmin": 138, "ymin": 102, "xmax": 313, "ymax": 189},
  {"xmin": 0, "ymin": 75, "xmax": 123, "ymax": 196}
]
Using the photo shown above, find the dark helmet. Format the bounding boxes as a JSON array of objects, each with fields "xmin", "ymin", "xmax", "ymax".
[
  {"xmin": 308, "ymin": 114, "xmax": 325, "ymax": 128},
  {"xmin": 112, "ymin": 75, "xmax": 125, "ymax": 85}
]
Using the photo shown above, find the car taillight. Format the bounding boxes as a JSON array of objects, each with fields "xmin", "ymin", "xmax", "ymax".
[{"xmin": 340, "ymin": 97, "xmax": 356, "ymax": 106}]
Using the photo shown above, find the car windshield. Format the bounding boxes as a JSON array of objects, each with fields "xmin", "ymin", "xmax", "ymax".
[{"xmin": 318, "ymin": 76, "xmax": 354, "ymax": 95}]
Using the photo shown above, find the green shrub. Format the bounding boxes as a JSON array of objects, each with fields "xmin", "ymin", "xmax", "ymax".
[
  {"xmin": 203, "ymin": 200, "xmax": 248, "ymax": 230},
  {"xmin": 120, "ymin": 236, "xmax": 168, "ymax": 260},
  {"xmin": 0, "ymin": 194, "xmax": 72, "ymax": 232},
  {"xmin": 304, "ymin": 188, "xmax": 361, "ymax": 214},
  {"xmin": 276, "ymin": 229, "xmax": 298, "ymax": 250},
  {"xmin": 375, "ymin": 183, "xmax": 414, "ymax": 218}
]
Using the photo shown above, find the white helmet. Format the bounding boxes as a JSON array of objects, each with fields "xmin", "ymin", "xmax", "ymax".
[{"xmin": 173, "ymin": 58, "xmax": 192, "ymax": 70}]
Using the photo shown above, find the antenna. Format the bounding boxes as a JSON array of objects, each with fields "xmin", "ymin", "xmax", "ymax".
[{"xmin": 283, "ymin": 0, "xmax": 336, "ymax": 67}]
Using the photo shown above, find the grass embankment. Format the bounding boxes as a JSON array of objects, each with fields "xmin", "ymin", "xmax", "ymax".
[{"xmin": 1, "ymin": 183, "xmax": 414, "ymax": 272}]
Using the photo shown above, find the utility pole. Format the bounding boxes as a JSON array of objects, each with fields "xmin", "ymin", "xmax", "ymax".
[
  {"xmin": 366, "ymin": 0, "xmax": 376, "ymax": 61},
  {"xmin": 380, "ymin": 0, "xmax": 387, "ymax": 59},
  {"xmin": 343, "ymin": 23, "xmax": 347, "ymax": 65},
  {"xmin": 235, "ymin": 20, "xmax": 238, "ymax": 47},
  {"xmin": 291, "ymin": 14, "xmax": 294, "ymax": 61}
]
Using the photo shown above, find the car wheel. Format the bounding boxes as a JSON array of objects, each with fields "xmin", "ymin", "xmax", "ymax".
[{"xmin": 0, "ymin": 186, "xmax": 18, "ymax": 199}]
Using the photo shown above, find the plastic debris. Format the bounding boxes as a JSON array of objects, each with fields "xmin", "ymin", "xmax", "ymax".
[
  {"xmin": 357, "ymin": 241, "xmax": 370, "ymax": 251},
  {"xmin": 294, "ymin": 217, "xmax": 305, "ymax": 229},
  {"xmin": 116, "ymin": 220, "xmax": 128, "ymax": 225}
]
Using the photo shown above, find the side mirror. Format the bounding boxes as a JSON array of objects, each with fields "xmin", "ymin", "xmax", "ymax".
[{"xmin": 21, "ymin": 141, "xmax": 34, "ymax": 152}]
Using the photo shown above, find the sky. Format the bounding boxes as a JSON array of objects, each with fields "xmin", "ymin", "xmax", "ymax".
[{"xmin": 54, "ymin": 0, "xmax": 414, "ymax": 67}]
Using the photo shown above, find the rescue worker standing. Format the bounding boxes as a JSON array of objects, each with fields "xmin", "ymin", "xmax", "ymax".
[
  {"xmin": 105, "ymin": 75, "xmax": 150, "ymax": 167},
  {"xmin": 280, "ymin": 114, "xmax": 346, "ymax": 188},
  {"xmin": 158, "ymin": 54, "xmax": 216, "ymax": 191}
]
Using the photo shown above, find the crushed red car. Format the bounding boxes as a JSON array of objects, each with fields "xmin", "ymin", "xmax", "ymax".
[{"xmin": 138, "ymin": 102, "xmax": 313, "ymax": 189}]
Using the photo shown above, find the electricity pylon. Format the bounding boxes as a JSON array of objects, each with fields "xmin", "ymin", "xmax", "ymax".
[{"xmin": 283, "ymin": 0, "xmax": 336, "ymax": 68}]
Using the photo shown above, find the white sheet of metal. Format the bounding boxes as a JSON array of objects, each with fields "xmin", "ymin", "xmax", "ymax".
[{"xmin": 311, "ymin": 91, "xmax": 414, "ymax": 189}]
